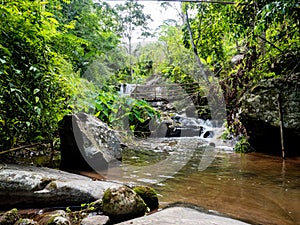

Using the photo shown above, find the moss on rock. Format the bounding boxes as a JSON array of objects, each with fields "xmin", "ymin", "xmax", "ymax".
[
  {"xmin": 102, "ymin": 186, "xmax": 147, "ymax": 223},
  {"xmin": 15, "ymin": 218, "xmax": 37, "ymax": 225},
  {"xmin": 37, "ymin": 210, "xmax": 70, "ymax": 225},
  {"xmin": 0, "ymin": 208, "xmax": 19, "ymax": 225},
  {"xmin": 133, "ymin": 186, "xmax": 159, "ymax": 211}
]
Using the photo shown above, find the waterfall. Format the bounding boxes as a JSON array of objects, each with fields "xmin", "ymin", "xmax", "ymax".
[{"xmin": 119, "ymin": 83, "xmax": 136, "ymax": 96}]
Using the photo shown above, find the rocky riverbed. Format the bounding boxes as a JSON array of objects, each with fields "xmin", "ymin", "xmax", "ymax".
[{"xmin": 0, "ymin": 164, "xmax": 252, "ymax": 225}]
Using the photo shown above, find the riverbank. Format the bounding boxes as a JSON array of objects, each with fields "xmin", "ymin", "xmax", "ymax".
[{"xmin": 0, "ymin": 164, "xmax": 253, "ymax": 225}]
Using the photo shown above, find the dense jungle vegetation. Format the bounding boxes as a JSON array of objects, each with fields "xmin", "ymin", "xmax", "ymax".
[{"xmin": 0, "ymin": 0, "xmax": 299, "ymax": 154}]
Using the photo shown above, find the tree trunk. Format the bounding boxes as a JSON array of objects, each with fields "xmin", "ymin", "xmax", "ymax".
[
  {"xmin": 128, "ymin": 36, "xmax": 133, "ymax": 82},
  {"xmin": 183, "ymin": 5, "xmax": 208, "ymax": 82},
  {"xmin": 277, "ymin": 93, "xmax": 286, "ymax": 160}
]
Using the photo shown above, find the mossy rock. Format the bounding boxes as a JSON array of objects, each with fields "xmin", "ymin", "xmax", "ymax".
[
  {"xmin": 37, "ymin": 210, "xmax": 70, "ymax": 225},
  {"xmin": 0, "ymin": 208, "xmax": 19, "ymax": 225},
  {"xmin": 133, "ymin": 186, "xmax": 159, "ymax": 211},
  {"xmin": 102, "ymin": 186, "xmax": 147, "ymax": 223},
  {"xmin": 15, "ymin": 218, "xmax": 37, "ymax": 225}
]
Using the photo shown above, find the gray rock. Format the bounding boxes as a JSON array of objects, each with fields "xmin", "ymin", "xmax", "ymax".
[
  {"xmin": 59, "ymin": 113, "xmax": 122, "ymax": 172},
  {"xmin": 80, "ymin": 215, "xmax": 110, "ymax": 225},
  {"xmin": 116, "ymin": 206, "xmax": 251, "ymax": 225},
  {"xmin": 0, "ymin": 164, "xmax": 121, "ymax": 209},
  {"xmin": 102, "ymin": 186, "xmax": 147, "ymax": 223},
  {"xmin": 240, "ymin": 76, "xmax": 300, "ymax": 156}
]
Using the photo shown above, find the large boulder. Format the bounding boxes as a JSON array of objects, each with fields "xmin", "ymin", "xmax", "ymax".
[
  {"xmin": 0, "ymin": 164, "xmax": 121, "ymax": 209},
  {"xmin": 59, "ymin": 113, "xmax": 122, "ymax": 172},
  {"xmin": 240, "ymin": 76, "xmax": 300, "ymax": 156}
]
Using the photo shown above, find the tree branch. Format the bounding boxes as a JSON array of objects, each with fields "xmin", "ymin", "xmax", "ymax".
[
  {"xmin": 257, "ymin": 35, "xmax": 283, "ymax": 53},
  {"xmin": 0, "ymin": 143, "xmax": 41, "ymax": 155}
]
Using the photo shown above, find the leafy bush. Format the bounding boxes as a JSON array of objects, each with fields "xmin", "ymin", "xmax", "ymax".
[
  {"xmin": 234, "ymin": 136, "xmax": 252, "ymax": 153},
  {"xmin": 95, "ymin": 91, "xmax": 160, "ymax": 137},
  {"xmin": 114, "ymin": 60, "xmax": 153, "ymax": 84},
  {"xmin": 0, "ymin": 0, "xmax": 75, "ymax": 150}
]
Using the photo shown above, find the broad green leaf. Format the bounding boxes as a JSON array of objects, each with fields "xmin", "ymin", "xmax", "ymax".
[{"xmin": 33, "ymin": 89, "xmax": 40, "ymax": 95}]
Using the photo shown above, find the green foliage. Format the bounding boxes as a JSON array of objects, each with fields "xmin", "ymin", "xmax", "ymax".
[
  {"xmin": 162, "ymin": 65, "xmax": 195, "ymax": 84},
  {"xmin": 115, "ymin": 0, "xmax": 152, "ymax": 42},
  {"xmin": 0, "ymin": 0, "xmax": 75, "ymax": 150},
  {"xmin": 182, "ymin": 3, "xmax": 227, "ymax": 69},
  {"xmin": 234, "ymin": 136, "xmax": 252, "ymax": 153},
  {"xmin": 158, "ymin": 22, "xmax": 196, "ymax": 70},
  {"xmin": 66, "ymin": 200, "xmax": 102, "ymax": 224},
  {"xmin": 114, "ymin": 0, "xmax": 153, "ymax": 80},
  {"xmin": 94, "ymin": 91, "xmax": 118, "ymax": 124},
  {"xmin": 94, "ymin": 91, "xmax": 160, "ymax": 137},
  {"xmin": 50, "ymin": 0, "xmax": 120, "ymax": 74},
  {"xmin": 114, "ymin": 60, "xmax": 153, "ymax": 83},
  {"xmin": 180, "ymin": 1, "xmax": 299, "ymax": 138},
  {"xmin": 0, "ymin": 0, "xmax": 124, "ymax": 153}
]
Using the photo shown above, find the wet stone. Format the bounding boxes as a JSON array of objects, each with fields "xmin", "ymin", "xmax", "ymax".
[{"xmin": 80, "ymin": 215, "xmax": 110, "ymax": 225}]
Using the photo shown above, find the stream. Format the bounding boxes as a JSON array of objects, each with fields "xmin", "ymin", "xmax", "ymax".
[
  {"xmin": 153, "ymin": 150, "xmax": 300, "ymax": 225},
  {"xmin": 97, "ymin": 137, "xmax": 300, "ymax": 225},
  {"xmin": 111, "ymin": 81, "xmax": 300, "ymax": 224}
]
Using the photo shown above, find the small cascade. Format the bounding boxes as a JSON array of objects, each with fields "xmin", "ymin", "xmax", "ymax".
[
  {"xmin": 117, "ymin": 80, "xmax": 233, "ymax": 150},
  {"xmin": 166, "ymin": 114, "xmax": 222, "ymax": 139},
  {"xmin": 119, "ymin": 83, "xmax": 136, "ymax": 96}
]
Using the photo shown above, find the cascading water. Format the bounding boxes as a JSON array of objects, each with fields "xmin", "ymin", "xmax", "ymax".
[
  {"xmin": 119, "ymin": 83, "xmax": 137, "ymax": 96},
  {"xmin": 117, "ymin": 80, "xmax": 233, "ymax": 150},
  {"xmin": 109, "ymin": 79, "xmax": 235, "ymax": 186}
]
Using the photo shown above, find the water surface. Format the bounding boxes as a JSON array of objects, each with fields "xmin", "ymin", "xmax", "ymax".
[{"xmin": 117, "ymin": 141, "xmax": 300, "ymax": 225}]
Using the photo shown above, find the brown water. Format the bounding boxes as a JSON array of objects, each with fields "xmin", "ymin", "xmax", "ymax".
[
  {"xmin": 151, "ymin": 152, "xmax": 300, "ymax": 225},
  {"xmin": 3, "ymin": 140, "xmax": 299, "ymax": 225},
  {"xmin": 116, "ymin": 144, "xmax": 300, "ymax": 225}
]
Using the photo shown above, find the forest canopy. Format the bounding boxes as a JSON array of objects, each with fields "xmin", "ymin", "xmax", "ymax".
[{"xmin": 0, "ymin": 0, "xmax": 299, "ymax": 152}]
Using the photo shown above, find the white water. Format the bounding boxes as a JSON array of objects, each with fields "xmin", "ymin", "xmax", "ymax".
[{"xmin": 119, "ymin": 83, "xmax": 137, "ymax": 96}]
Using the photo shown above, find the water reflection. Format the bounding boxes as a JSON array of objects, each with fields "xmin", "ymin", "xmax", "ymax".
[{"xmin": 119, "ymin": 145, "xmax": 300, "ymax": 225}]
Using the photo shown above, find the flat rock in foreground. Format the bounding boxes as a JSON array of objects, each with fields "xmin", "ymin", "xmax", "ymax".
[
  {"xmin": 0, "ymin": 164, "xmax": 120, "ymax": 209},
  {"xmin": 117, "ymin": 206, "xmax": 251, "ymax": 225}
]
